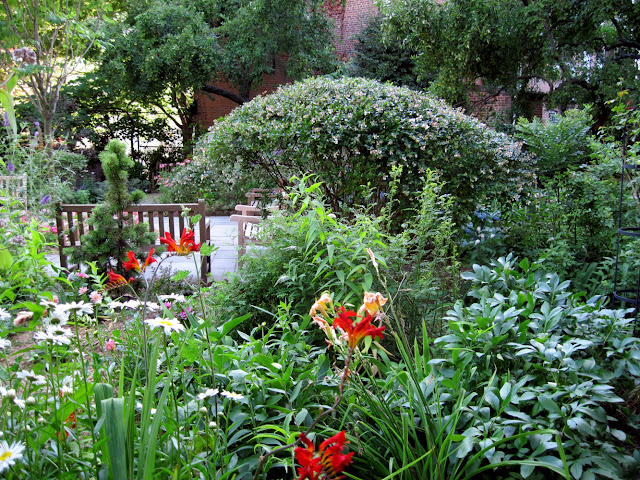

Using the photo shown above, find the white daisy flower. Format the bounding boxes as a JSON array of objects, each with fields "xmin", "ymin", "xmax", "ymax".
[
  {"xmin": 197, "ymin": 388, "xmax": 219, "ymax": 400},
  {"xmin": 33, "ymin": 331, "xmax": 55, "ymax": 343},
  {"xmin": 42, "ymin": 307, "xmax": 69, "ymax": 327},
  {"xmin": 39, "ymin": 298, "xmax": 57, "ymax": 309},
  {"xmin": 158, "ymin": 294, "xmax": 186, "ymax": 303},
  {"xmin": 0, "ymin": 339, "xmax": 11, "ymax": 351},
  {"xmin": 144, "ymin": 302, "xmax": 161, "ymax": 312},
  {"xmin": 0, "ymin": 440, "xmax": 25, "ymax": 472},
  {"xmin": 220, "ymin": 390, "xmax": 244, "ymax": 401},
  {"xmin": 58, "ymin": 301, "xmax": 93, "ymax": 315},
  {"xmin": 13, "ymin": 398, "xmax": 25, "ymax": 410},
  {"xmin": 34, "ymin": 327, "xmax": 73, "ymax": 346},
  {"xmin": 0, "ymin": 309, "xmax": 10, "ymax": 322},
  {"xmin": 144, "ymin": 317, "xmax": 185, "ymax": 335},
  {"xmin": 16, "ymin": 370, "xmax": 46, "ymax": 386},
  {"xmin": 122, "ymin": 300, "xmax": 142, "ymax": 309},
  {"xmin": 107, "ymin": 301, "xmax": 126, "ymax": 310}
]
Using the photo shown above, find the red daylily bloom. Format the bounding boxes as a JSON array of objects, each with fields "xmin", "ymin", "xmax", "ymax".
[
  {"xmin": 295, "ymin": 431, "xmax": 354, "ymax": 480},
  {"xmin": 160, "ymin": 229, "xmax": 201, "ymax": 254},
  {"xmin": 123, "ymin": 249, "xmax": 157, "ymax": 272},
  {"xmin": 333, "ymin": 307, "xmax": 385, "ymax": 350}
]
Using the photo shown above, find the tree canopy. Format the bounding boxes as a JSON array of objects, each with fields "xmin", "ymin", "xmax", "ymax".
[
  {"xmin": 379, "ymin": 0, "xmax": 640, "ymax": 123},
  {"xmin": 1, "ymin": 0, "xmax": 115, "ymax": 141},
  {"xmin": 98, "ymin": 0, "xmax": 337, "ymax": 149}
]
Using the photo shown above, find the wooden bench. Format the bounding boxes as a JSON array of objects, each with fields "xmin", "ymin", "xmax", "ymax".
[
  {"xmin": 230, "ymin": 188, "xmax": 280, "ymax": 257},
  {"xmin": 0, "ymin": 175, "xmax": 27, "ymax": 208},
  {"xmin": 55, "ymin": 199, "xmax": 211, "ymax": 282}
]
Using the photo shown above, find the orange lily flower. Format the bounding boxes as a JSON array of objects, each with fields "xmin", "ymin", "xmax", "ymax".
[
  {"xmin": 295, "ymin": 431, "xmax": 354, "ymax": 480},
  {"xmin": 333, "ymin": 307, "xmax": 385, "ymax": 350},
  {"xmin": 160, "ymin": 229, "xmax": 201, "ymax": 254},
  {"xmin": 362, "ymin": 291, "xmax": 388, "ymax": 316},
  {"xmin": 123, "ymin": 249, "xmax": 157, "ymax": 272}
]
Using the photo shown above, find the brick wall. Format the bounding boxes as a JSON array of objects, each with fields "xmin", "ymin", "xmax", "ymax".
[
  {"xmin": 194, "ymin": 57, "xmax": 293, "ymax": 129},
  {"xmin": 325, "ymin": 0, "xmax": 378, "ymax": 60}
]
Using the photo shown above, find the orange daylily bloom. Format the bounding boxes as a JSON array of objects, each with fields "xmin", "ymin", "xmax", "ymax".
[
  {"xmin": 295, "ymin": 431, "xmax": 354, "ymax": 480},
  {"xmin": 333, "ymin": 307, "xmax": 385, "ymax": 350},
  {"xmin": 123, "ymin": 249, "xmax": 157, "ymax": 272},
  {"xmin": 160, "ymin": 229, "xmax": 201, "ymax": 254},
  {"xmin": 362, "ymin": 291, "xmax": 388, "ymax": 316},
  {"xmin": 310, "ymin": 292, "xmax": 333, "ymax": 317}
]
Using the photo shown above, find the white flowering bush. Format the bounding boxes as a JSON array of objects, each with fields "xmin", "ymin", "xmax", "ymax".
[{"xmin": 179, "ymin": 76, "xmax": 535, "ymax": 221}]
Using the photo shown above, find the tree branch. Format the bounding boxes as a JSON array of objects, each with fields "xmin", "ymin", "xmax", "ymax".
[{"xmin": 200, "ymin": 83, "xmax": 249, "ymax": 105}]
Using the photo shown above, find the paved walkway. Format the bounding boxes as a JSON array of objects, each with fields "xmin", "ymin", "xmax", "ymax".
[{"xmin": 45, "ymin": 216, "xmax": 239, "ymax": 283}]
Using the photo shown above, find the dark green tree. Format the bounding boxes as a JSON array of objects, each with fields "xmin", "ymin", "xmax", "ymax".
[
  {"xmin": 379, "ymin": 0, "xmax": 640, "ymax": 124},
  {"xmin": 348, "ymin": 16, "xmax": 430, "ymax": 91},
  {"xmin": 98, "ymin": 0, "xmax": 336, "ymax": 150},
  {"xmin": 68, "ymin": 139, "xmax": 156, "ymax": 274}
]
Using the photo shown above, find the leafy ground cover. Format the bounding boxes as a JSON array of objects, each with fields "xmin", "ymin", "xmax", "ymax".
[
  {"xmin": 2, "ymin": 73, "xmax": 640, "ymax": 479},
  {"xmin": 0, "ymin": 176, "xmax": 639, "ymax": 480}
]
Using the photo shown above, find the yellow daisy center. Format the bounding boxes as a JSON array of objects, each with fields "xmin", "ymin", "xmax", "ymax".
[{"xmin": 0, "ymin": 451, "xmax": 13, "ymax": 461}]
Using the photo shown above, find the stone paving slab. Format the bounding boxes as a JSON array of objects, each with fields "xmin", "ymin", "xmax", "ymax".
[{"xmin": 45, "ymin": 216, "xmax": 239, "ymax": 283}]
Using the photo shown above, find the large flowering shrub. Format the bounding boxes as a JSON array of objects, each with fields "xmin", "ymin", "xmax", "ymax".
[{"xmin": 177, "ymin": 76, "xmax": 534, "ymax": 220}]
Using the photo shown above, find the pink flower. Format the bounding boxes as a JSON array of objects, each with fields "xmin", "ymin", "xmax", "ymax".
[
  {"xmin": 78, "ymin": 287, "xmax": 88, "ymax": 295},
  {"xmin": 76, "ymin": 272, "xmax": 88, "ymax": 279},
  {"xmin": 53, "ymin": 295, "xmax": 59, "ymax": 304},
  {"xmin": 89, "ymin": 291, "xmax": 102, "ymax": 304},
  {"xmin": 105, "ymin": 339, "xmax": 116, "ymax": 352}
]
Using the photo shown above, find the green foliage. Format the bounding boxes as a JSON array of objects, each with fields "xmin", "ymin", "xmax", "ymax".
[
  {"xmin": 69, "ymin": 140, "xmax": 155, "ymax": 274},
  {"xmin": 379, "ymin": 0, "xmax": 640, "ymax": 120},
  {"xmin": 0, "ymin": 206, "xmax": 61, "ymax": 308},
  {"xmin": 157, "ymin": 154, "xmax": 264, "ymax": 212},
  {"xmin": 98, "ymin": 0, "xmax": 336, "ymax": 149},
  {"xmin": 192, "ymin": 76, "xmax": 534, "ymax": 224},
  {"xmin": 343, "ymin": 327, "xmax": 569, "ymax": 480},
  {"xmin": 437, "ymin": 255, "xmax": 640, "ymax": 479},
  {"xmin": 345, "ymin": 16, "xmax": 430, "ymax": 90},
  {"xmin": 3, "ymin": 141, "xmax": 87, "ymax": 213},
  {"xmin": 516, "ymin": 109, "xmax": 595, "ymax": 179},
  {"xmin": 1, "ymin": 0, "xmax": 109, "ymax": 140},
  {"xmin": 210, "ymin": 178, "xmax": 387, "ymax": 329},
  {"xmin": 211, "ymin": 175, "xmax": 461, "ymax": 341}
]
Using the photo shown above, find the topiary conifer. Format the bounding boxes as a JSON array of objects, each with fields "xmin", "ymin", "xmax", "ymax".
[{"xmin": 67, "ymin": 139, "xmax": 156, "ymax": 274}]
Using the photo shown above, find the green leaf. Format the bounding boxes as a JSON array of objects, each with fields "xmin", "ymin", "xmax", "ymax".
[
  {"xmin": 0, "ymin": 246, "xmax": 13, "ymax": 271},
  {"xmin": 295, "ymin": 408, "xmax": 309, "ymax": 426},
  {"xmin": 538, "ymin": 394, "xmax": 562, "ymax": 416},
  {"xmin": 220, "ymin": 313, "xmax": 250, "ymax": 337},
  {"xmin": 484, "ymin": 388, "xmax": 500, "ymax": 410},
  {"xmin": 171, "ymin": 270, "xmax": 190, "ymax": 281}
]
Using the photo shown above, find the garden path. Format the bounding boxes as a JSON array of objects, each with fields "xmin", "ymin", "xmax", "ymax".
[{"xmin": 44, "ymin": 216, "xmax": 239, "ymax": 282}]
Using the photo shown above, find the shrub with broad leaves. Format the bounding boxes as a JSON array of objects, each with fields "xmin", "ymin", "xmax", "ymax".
[{"xmin": 175, "ymin": 76, "xmax": 535, "ymax": 223}]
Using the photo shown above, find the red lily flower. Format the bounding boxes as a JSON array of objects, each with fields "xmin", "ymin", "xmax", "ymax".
[
  {"xmin": 160, "ymin": 229, "xmax": 201, "ymax": 254},
  {"xmin": 295, "ymin": 431, "xmax": 354, "ymax": 480},
  {"xmin": 333, "ymin": 307, "xmax": 385, "ymax": 350},
  {"xmin": 123, "ymin": 249, "xmax": 157, "ymax": 272}
]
